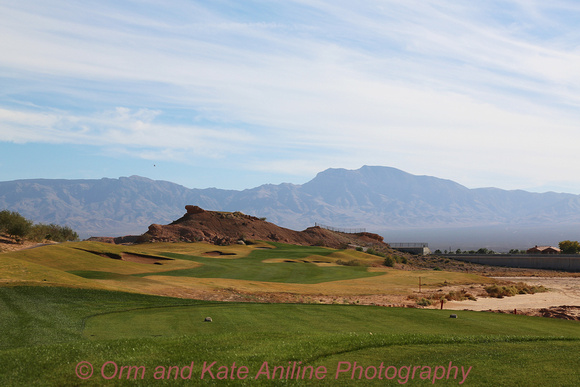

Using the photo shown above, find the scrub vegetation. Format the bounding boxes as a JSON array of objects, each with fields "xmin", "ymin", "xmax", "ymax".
[{"xmin": 0, "ymin": 210, "xmax": 78, "ymax": 242}]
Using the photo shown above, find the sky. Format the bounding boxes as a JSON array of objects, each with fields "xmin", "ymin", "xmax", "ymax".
[{"xmin": 1, "ymin": 0, "xmax": 580, "ymax": 193}]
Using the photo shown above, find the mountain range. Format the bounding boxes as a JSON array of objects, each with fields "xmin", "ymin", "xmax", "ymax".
[{"xmin": 2, "ymin": 166, "xmax": 580, "ymax": 250}]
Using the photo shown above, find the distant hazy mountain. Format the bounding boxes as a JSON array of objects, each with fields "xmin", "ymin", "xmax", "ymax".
[{"xmin": 2, "ymin": 166, "xmax": 580, "ymax": 249}]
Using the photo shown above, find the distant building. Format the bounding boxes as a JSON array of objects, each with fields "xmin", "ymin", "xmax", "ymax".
[
  {"xmin": 526, "ymin": 245, "xmax": 561, "ymax": 254},
  {"xmin": 390, "ymin": 243, "xmax": 431, "ymax": 256}
]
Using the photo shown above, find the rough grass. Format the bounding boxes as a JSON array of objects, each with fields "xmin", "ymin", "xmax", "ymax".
[{"xmin": 2, "ymin": 242, "xmax": 200, "ymax": 275}]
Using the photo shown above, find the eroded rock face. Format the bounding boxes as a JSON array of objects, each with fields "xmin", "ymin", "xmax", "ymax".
[
  {"xmin": 141, "ymin": 206, "xmax": 393, "ymax": 251},
  {"xmin": 148, "ymin": 224, "xmax": 163, "ymax": 233},
  {"xmin": 185, "ymin": 205, "xmax": 205, "ymax": 214},
  {"xmin": 356, "ymin": 232, "xmax": 384, "ymax": 243}
]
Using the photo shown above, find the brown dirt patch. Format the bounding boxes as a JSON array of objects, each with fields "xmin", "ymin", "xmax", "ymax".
[
  {"xmin": 444, "ymin": 277, "xmax": 580, "ymax": 315},
  {"xmin": 0, "ymin": 234, "xmax": 57, "ymax": 253},
  {"xmin": 468, "ymin": 306, "xmax": 580, "ymax": 321}
]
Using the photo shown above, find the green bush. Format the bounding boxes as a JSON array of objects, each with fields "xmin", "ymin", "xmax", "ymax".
[
  {"xmin": 0, "ymin": 210, "xmax": 78, "ymax": 242},
  {"xmin": 383, "ymin": 256, "xmax": 395, "ymax": 267},
  {"xmin": 0, "ymin": 210, "xmax": 32, "ymax": 239},
  {"xmin": 28, "ymin": 223, "xmax": 79, "ymax": 242}
]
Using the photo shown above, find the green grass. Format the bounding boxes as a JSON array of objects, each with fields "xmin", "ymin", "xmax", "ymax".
[
  {"xmin": 69, "ymin": 243, "xmax": 385, "ymax": 284},
  {"xmin": 0, "ymin": 286, "xmax": 205, "ymax": 350},
  {"xmin": 3, "ymin": 242, "xmax": 483, "ymax": 294},
  {"xmin": 84, "ymin": 302, "xmax": 580, "ymax": 340},
  {"xmin": 1, "ymin": 243, "xmax": 579, "ymax": 385},
  {"xmin": 148, "ymin": 243, "xmax": 383, "ymax": 283},
  {"xmin": 1, "ymin": 286, "xmax": 579, "ymax": 386}
]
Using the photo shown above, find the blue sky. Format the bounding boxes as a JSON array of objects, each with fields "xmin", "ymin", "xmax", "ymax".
[{"xmin": 2, "ymin": 0, "xmax": 580, "ymax": 192}]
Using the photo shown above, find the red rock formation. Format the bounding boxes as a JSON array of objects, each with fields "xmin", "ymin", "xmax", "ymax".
[{"xmin": 139, "ymin": 206, "xmax": 392, "ymax": 251}]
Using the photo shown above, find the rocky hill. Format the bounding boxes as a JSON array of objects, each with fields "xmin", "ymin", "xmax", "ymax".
[{"xmin": 138, "ymin": 205, "xmax": 388, "ymax": 250}]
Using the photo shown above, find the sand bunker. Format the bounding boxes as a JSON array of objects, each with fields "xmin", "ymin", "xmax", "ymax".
[
  {"xmin": 76, "ymin": 248, "xmax": 172, "ymax": 265},
  {"xmin": 203, "ymin": 251, "xmax": 237, "ymax": 257},
  {"xmin": 262, "ymin": 258, "xmax": 338, "ymax": 266},
  {"xmin": 119, "ymin": 253, "xmax": 172, "ymax": 265},
  {"xmin": 445, "ymin": 277, "xmax": 580, "ymax": 311}
]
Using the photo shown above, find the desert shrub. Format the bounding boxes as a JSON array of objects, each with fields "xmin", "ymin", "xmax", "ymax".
[
  {"xmin": 367, "ymin": 248, "xmax": 386, "ymax": 258},
  {"xmin": 383, "ymin": 256, "xmax": 395, "ymax": 267},
  {"xmin": 416, "ymin": 298, "xmax": 432, "ymax": 306},
  {"xmin": 515, "ymin": 282, "xmax": 547, "ymax": 294},
  {"xmin": 485, "ymin": 285, "xmax": 516, "ymax": 298},
  {"xmin": 485, "ymin": 282, "xmax": 547, "ymax": 298},
  {"xmin": 399, "ymin": 256, "xmax": 408, "ymax": 264},
  {"xmin": 444, "ymin": 290, "xmax": 477, "ymax": 301},
  {"xmin": 355, "ymin": 246, "xmax": 363, "ymax": 252}
]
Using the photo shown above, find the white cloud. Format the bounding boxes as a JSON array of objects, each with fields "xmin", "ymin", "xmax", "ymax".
[
  {"xmin": 0, "ymin": 106, "xmax": 253, "ymax": 159},
  {"xmin": 2, "ymin": 1, "xmax": 580, "ymax": 191}
]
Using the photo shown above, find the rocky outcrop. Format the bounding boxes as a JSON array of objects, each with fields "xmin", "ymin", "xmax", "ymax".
[
  {"xmin": 185, "ymin": 205, "xmax": 205, "ymax": 214},
  {"xmin": 139, "ymin": 206, "xmax": 392, "ymax": 250}
]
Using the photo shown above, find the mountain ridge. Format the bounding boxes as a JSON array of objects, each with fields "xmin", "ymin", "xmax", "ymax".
[{"xmin": 1, "ymin": 166, "xmax": 579, "ymax": 246}]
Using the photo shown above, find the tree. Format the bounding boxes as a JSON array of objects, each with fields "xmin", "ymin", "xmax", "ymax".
[
  {"xmin": 0, "ymin": 210, "xmax": 78, "ymax": 242},
  {"xmin": 28, "ymin": 223, "xmax": 79, "ymax": 242},
  {"xmin": 0, "ymin": 210, "xmax": 32, "ymax": 239},
  {"xmin": 558, "ymin": 240, "xmax": 580, "ymax": 254}
]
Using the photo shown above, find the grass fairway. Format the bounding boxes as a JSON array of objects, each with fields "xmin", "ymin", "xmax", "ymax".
[
  {"xmin": 135, "ymin": 244, "xmax": 383, "ymax": 283},
  {"xmin": 1, "ymin": 241, "xmax": 487, "ymax": 299},
  {"xmin": 1, "ymin": 286, "xmax": 579, "ymax": 386}
]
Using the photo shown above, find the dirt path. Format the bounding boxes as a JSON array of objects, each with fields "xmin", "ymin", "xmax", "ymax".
[{"xmin": 445, "ymin": 277, "xmax": 580, "ymax": 311}]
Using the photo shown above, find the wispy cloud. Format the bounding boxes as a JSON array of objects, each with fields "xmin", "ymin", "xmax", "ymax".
[{"xmin": 1, "ymin": 0, "xmax": 580, "ymax": 191}]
